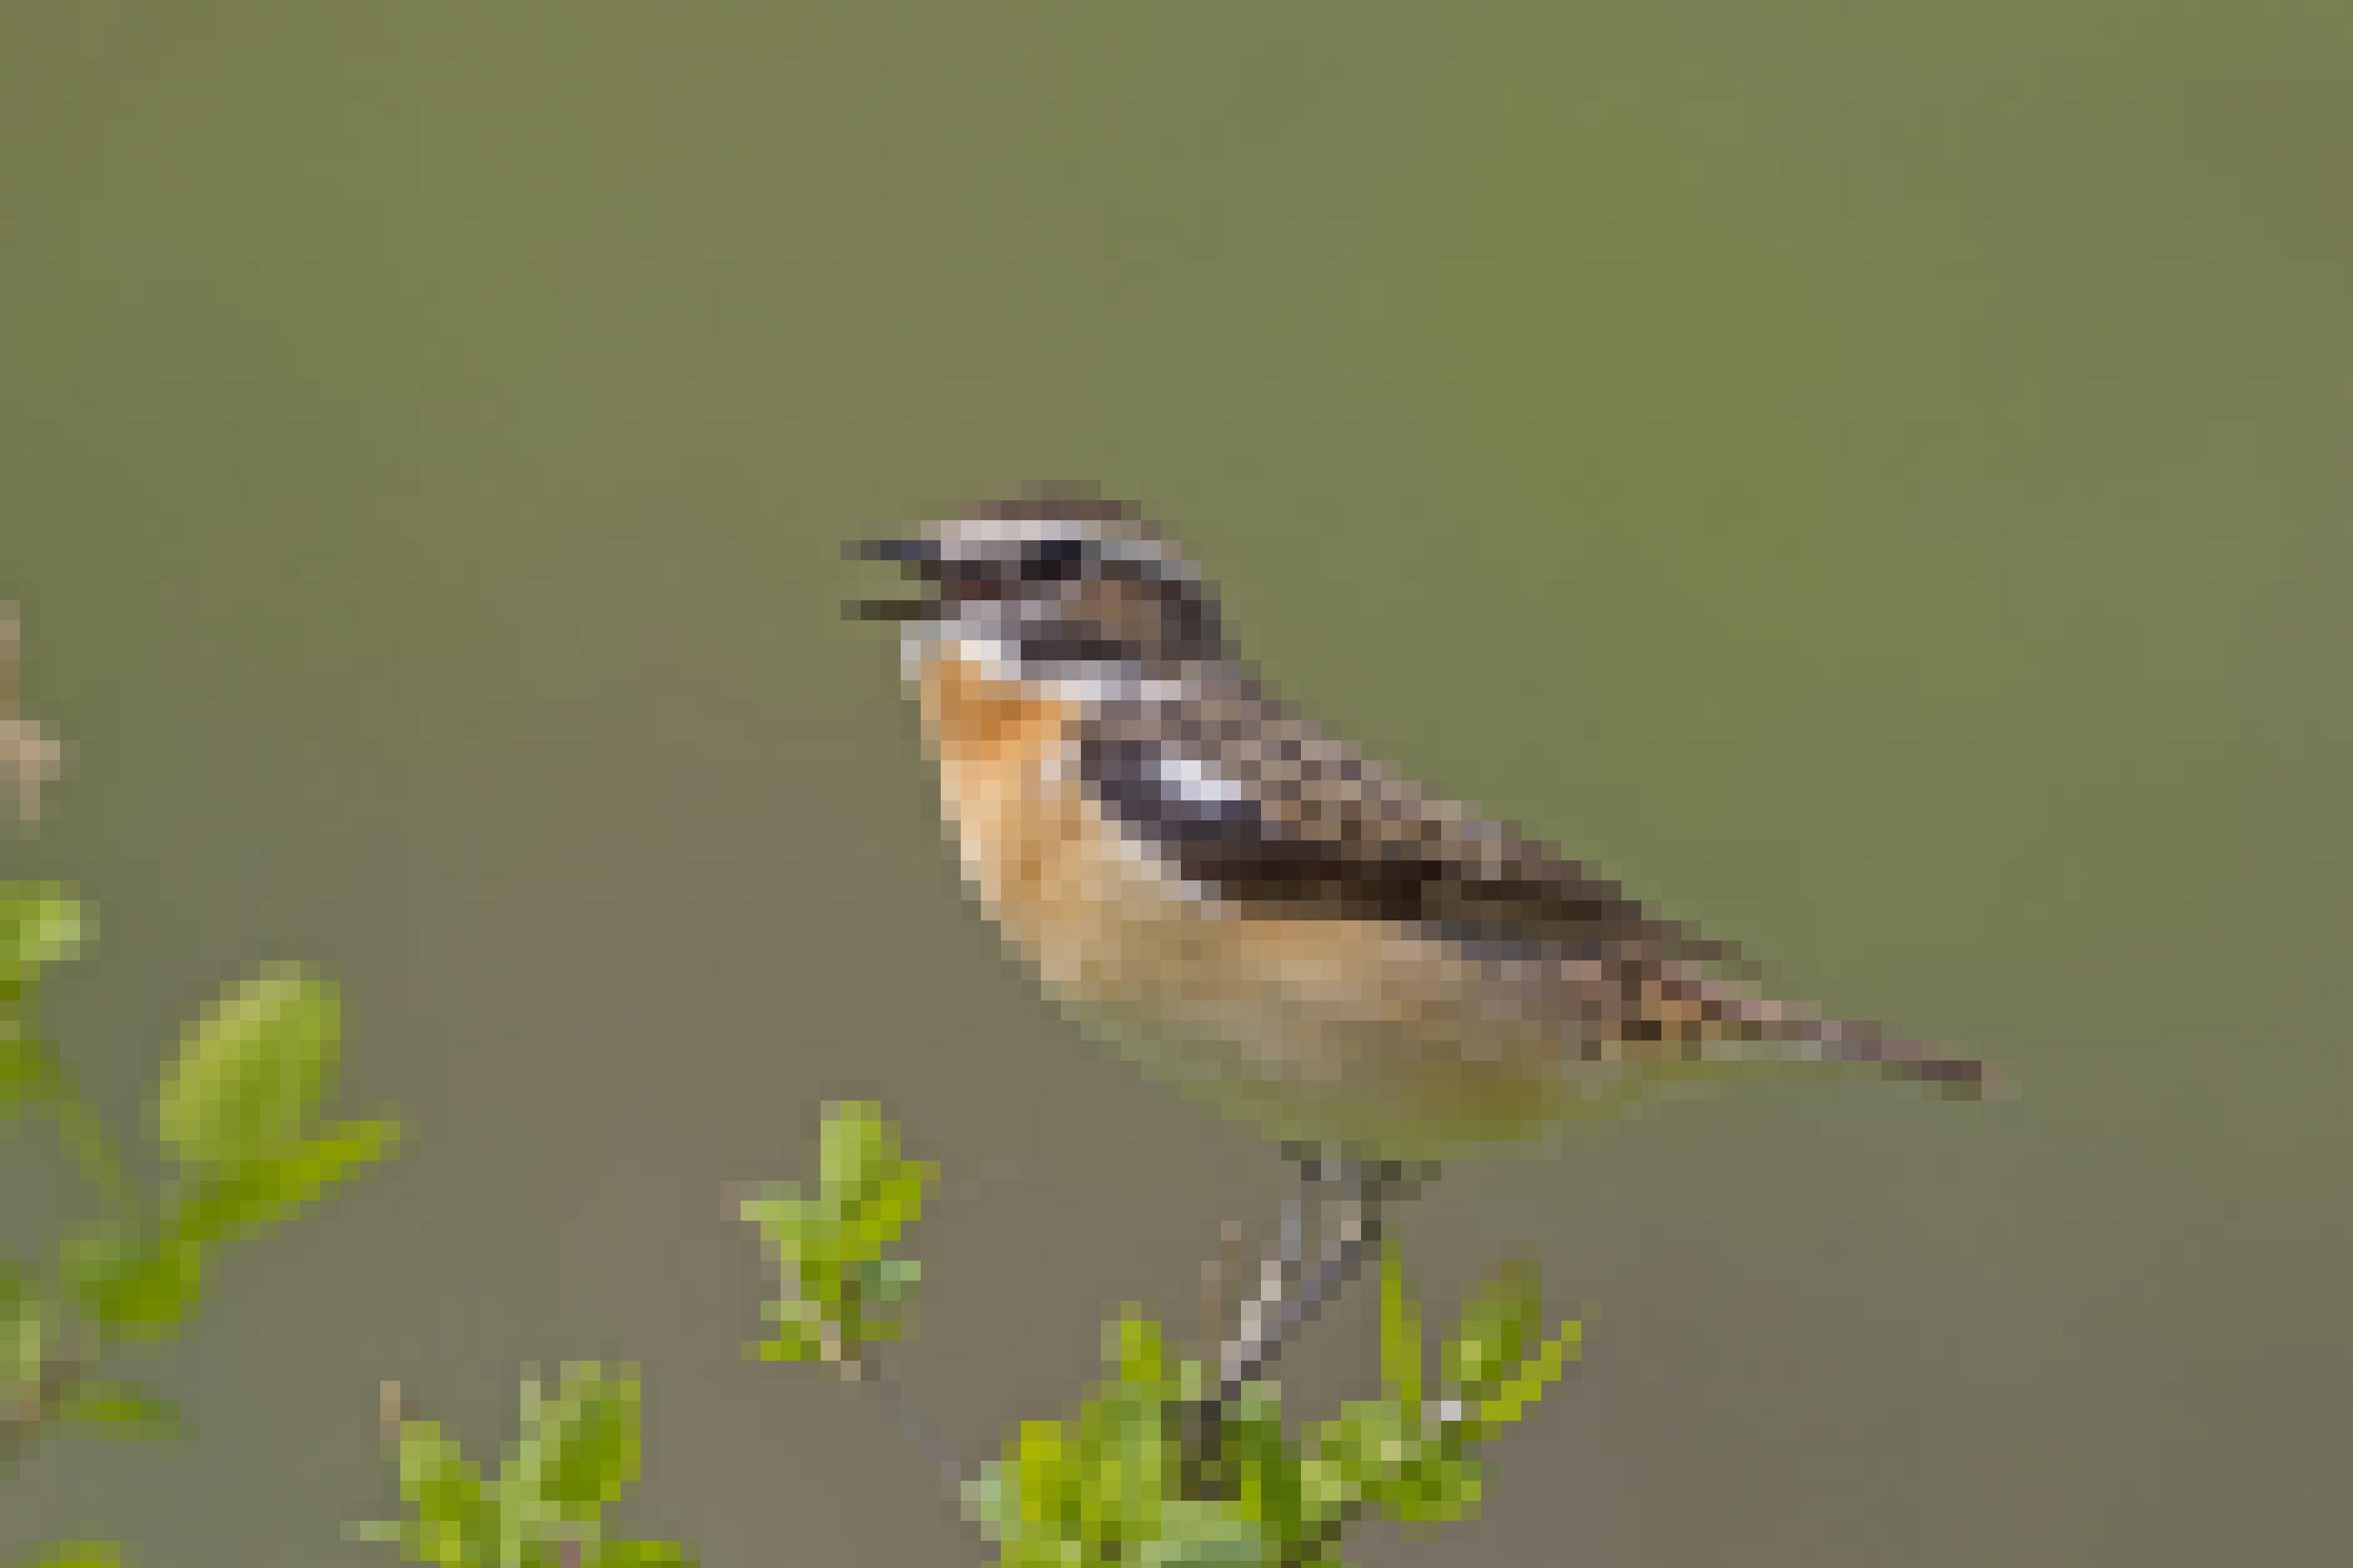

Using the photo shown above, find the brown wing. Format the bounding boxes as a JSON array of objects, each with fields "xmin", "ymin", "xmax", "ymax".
[
  {"xmin": 1074, "ymin": 682, "xmax": 1992, "ymax": 1097},
  {"xmin": 1075, "ymin": 681, "xmax": 1738, "ymax": 966}
]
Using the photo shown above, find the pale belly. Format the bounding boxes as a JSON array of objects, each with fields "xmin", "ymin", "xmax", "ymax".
[
  {"xmin": 908, "ymin": 645, "xmax": 1736, "ymax": 1157},
  {"xmin": 904, "ymin": 648, "xmax": 1913, "ymax": 1151},
  {"xmin": 934, "ymin": 728, "xmax": 1595, "ymax": 1157}
]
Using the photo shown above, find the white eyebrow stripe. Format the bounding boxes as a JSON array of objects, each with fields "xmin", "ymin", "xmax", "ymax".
[
  {"xmin": 942, "ymin": 516, "xmax": 1053, "ymax": 547},
  {"xmin": 938, "ymin": 515, "xmax": 1181, "ymax": 571}
]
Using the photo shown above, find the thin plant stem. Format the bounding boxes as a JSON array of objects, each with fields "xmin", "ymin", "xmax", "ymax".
[
  {"xmin": 46, "ymin": 1089, "xmax": 139, "ymax": 1223},
  {"xmin": 11, "ymin": 973, "xmax": 139, "ymax": 1224}
]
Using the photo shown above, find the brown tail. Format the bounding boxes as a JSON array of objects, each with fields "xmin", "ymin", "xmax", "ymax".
[
  {"xmin": 1648, "ymin": 966, "xmax": 1994, "ymax": 1099},
  {"xmin": 1804, "ymin": 1013, "xmax": 1994, "ymax": 1098}
]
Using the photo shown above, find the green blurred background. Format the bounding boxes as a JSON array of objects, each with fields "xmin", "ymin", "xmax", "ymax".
[{"xmin": 6, "ymin": 5, "xmax": 2349, "ymax": 1563}]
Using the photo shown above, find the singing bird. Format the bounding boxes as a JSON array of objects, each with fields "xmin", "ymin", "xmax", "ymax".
[
  {"xmin": 852, "ymin": 486, "xmax": 1987, "ymax": 1386},
  {"xmin": 853, "ymin": 482, "xmax": 1982, "ymax": 1144}
]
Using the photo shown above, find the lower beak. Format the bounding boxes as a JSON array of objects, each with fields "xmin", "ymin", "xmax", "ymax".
[{"xmin": 844, "ymin": 535, "xmax": 943, "ymax": 622}]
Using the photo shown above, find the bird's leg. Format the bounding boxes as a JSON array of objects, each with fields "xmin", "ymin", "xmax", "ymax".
[
  {"xmin": 1181, "ymin": 1179, "xmax": 1309, "ymax": 1498},
  {"xmin": 1186, "ymin": 1149, "xmax": 1435, "ymax": 1494},
  {"xmin": 1199, "ymin": 1193, "xmax": 1307, "ymax": 1376},
  {"xmin": 1218, "ymin": 1150, "xmax": 1387, "ymax": 1400}
]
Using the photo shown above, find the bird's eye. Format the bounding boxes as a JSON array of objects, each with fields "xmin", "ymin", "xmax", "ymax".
[{"xmin": 1026, "ymin": 537, "xmax": 1087, "ymax": 581}]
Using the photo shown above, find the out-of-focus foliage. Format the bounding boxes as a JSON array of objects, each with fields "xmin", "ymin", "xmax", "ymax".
[
  {"xmin": 739, "ymin": 1099, "xmax": 934, "ymax": 1375},
  {"xmin": 966, "ymin": 1247, "xmax": 1579, "ymax": 1567},
  {"xmin": 3, "ymin": 615, "xmax": 399, "ymax": 1568},
  {"xmin": 347, "ymin": 1364, "xmax": 695, "ymax": 1567}
]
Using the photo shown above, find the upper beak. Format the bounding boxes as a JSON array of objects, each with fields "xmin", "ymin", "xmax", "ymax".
[
  {"xmin": 844, "ymin": 534, "xmax": 944, "ymax": 621},
  {"xmin": 845, "ymin": 535, "xmax": 935, "ymax": 567}
]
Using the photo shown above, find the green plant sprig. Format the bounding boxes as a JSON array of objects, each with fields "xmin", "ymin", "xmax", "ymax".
[
  {"xmin": 349, "ymin": 1364, "xmax": 695, "ymax": 1566},
  {"xmin": 5, "ymin": 924, "xmax": 402, "ymax": 1470},
  {"xmin": 737, "ymin": 1099, "xmax": 934, "ymax": 1378},
  {"xmin": 6, "ymin": 608, "xmax": 401, "ymax": 1566},
  {"xmin": 966, "ymin": 1245, "xmax": 1580, "ymax": 1567}
]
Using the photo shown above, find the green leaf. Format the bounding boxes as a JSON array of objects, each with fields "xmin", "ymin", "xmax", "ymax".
[
  {"xmin": 0, "ymin": 884, "xmax": 86, "ymax": 972},
  {"xmin": 3, "ymin": 1263, "xmax": 48, "ymax": 1387},
  {"xmin": 1377, "ymin": 1241, "xmax": 1423, "ymax": 1410},
  {"xmin": 741, "ymin": 1101, "xmax": 933, "ymax": 1370},
  {"xmin": 155, "ymin": 964, "xmax": 339, "ymax": 1168},
  {"xmin": 358, "ymin": 1374, "xmax": 695, "ymax": 1566},
  {"xmin": 817, "ymin": 1097, "xmax": 886, "ymax": 1191},
  {"xmin": 53, "ymin": 1377, "xmax": 181, "ymax": 1440},
  {"xmin": 504, "ymin": 1362, "xmax": 642, "ymax": 1524},
  {"xmin": 2, "ymin": 1035, "xmax": 64, "ymax": 1113},
  {"xmin": 23, "ymin": 1543, "xmax": 125, "ymax": 1568},
  {"xmin": 1468, "ymin": 1317, "xmax": 1581, "ymax": 1438},
  {"xmin": 1383, "ymin": 1448, "xmax": 1483, "ymax": 1526},
  {"xmin": 1441, "ymin": 1260, "xmax": 1540, "ymax": 1403},
  {"xmin": 1304, "ymin": 1398, "xmax": 1480, "ymax": 1529},
  {"xmin": 168, "ymin": 1117, "xmax": 401, "ymax": 1246},
  {"xmin": 59, "ymin": 1222, "xmax": 203, "ymax": 1341},
  {"xmin": 388, "ymin": 1415, "xmax": 501, "ymax": 1564},
  {"xmin": 586, "ymin": 1542, "xmax": 697, "ymax": 1567}
]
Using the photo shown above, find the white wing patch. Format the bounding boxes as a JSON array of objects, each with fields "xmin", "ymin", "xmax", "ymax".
[{"xmin": 1154, "ymin": 752, "xmax": 1249, "ymax": 808}]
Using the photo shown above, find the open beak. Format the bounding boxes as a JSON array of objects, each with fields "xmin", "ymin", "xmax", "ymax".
[{"xmin": 844, "ymin": 535, "xmax": 944, "ymax": 622}]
